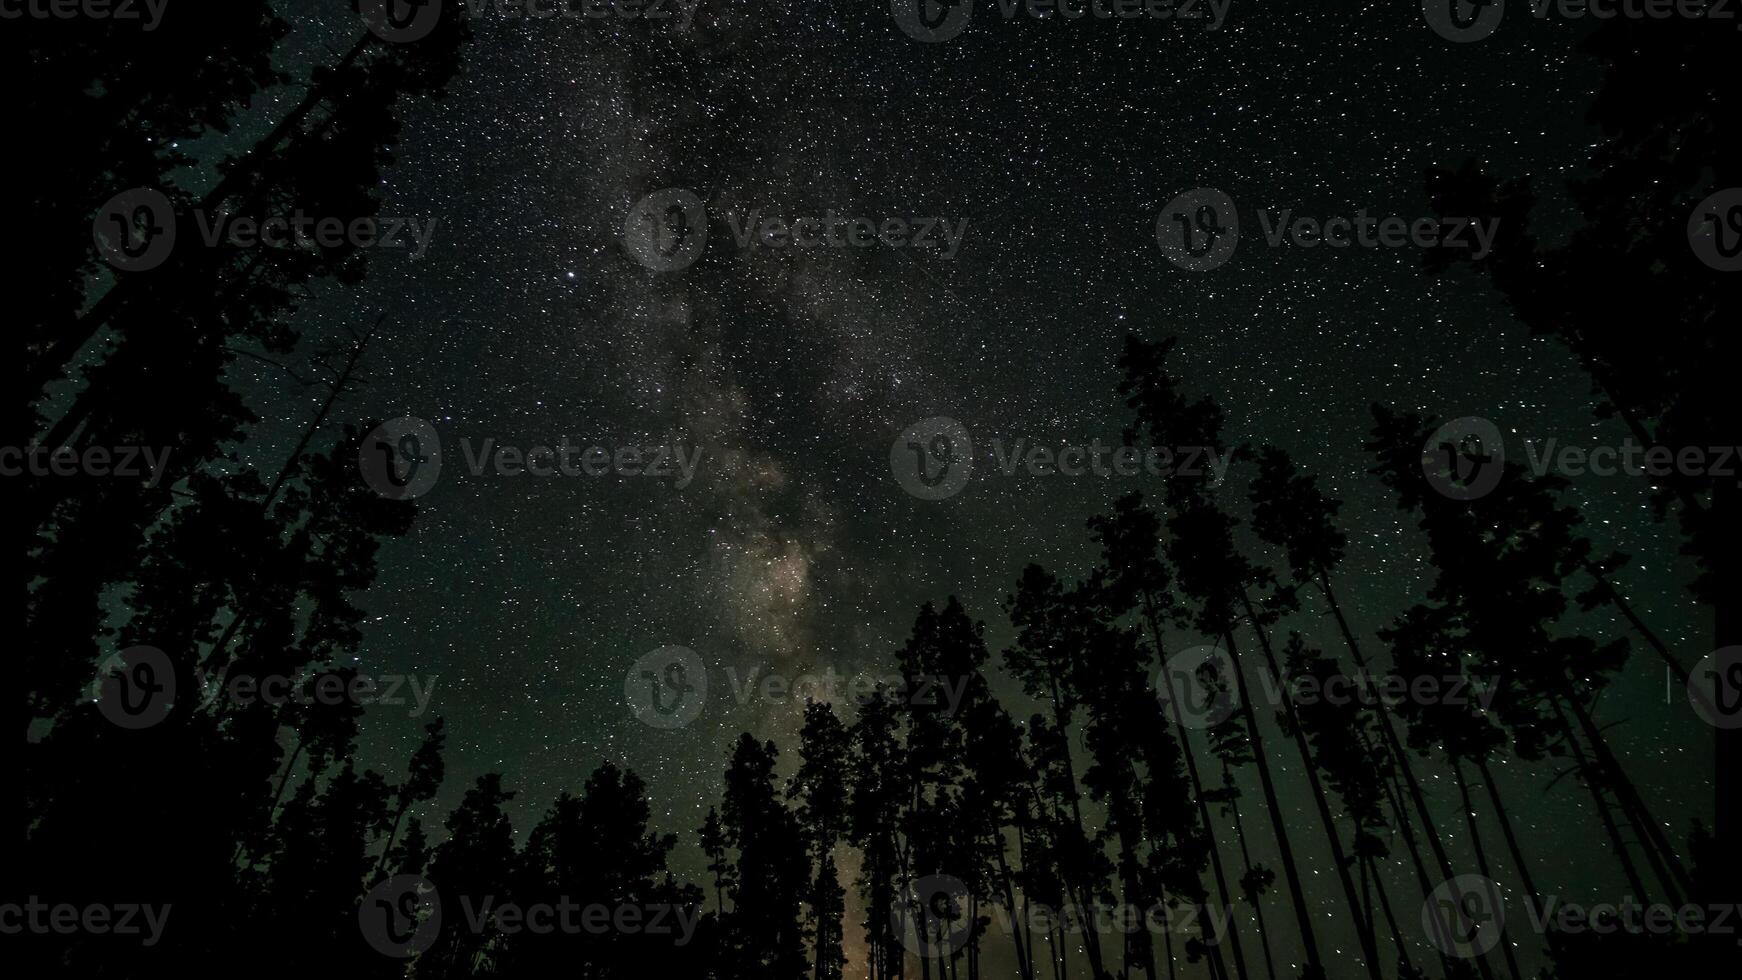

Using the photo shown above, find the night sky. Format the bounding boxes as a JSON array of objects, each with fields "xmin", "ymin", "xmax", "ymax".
[{"xmin": 226, "ymin": 2, "xmax": 1713, "ymax": 975}]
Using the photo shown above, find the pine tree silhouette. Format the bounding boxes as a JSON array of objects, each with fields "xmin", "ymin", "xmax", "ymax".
[
  {"xmin": 1420, "ymin": 16, "xmax": 1739, "ymax": 960},
  {"xmin": 1089, "ymin": 493, "xmax": 1239, "ymax": 980},
  {"xmin": 718, "ymin": 733, "xmax": 809, "ymax": 980},
  {"xmin": 792, "ymin": 701, "xmax": 852, "ymax": 980}
]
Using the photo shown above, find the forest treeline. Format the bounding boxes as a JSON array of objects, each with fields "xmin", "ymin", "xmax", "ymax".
[{"xmin": 15, "ymin": 5, "xmax": 1737, "ymax": 979}]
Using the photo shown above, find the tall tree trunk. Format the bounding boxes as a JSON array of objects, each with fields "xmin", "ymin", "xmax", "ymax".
[
  {"xmin": 1239, "ymin": 595, "xmax": 1382, "ymax": 980},
  {"xmin": 194, "ymin": 322, "xmax": 380, "ymax": 676},
  {"xmin": 1553, "ymin": 701, "xmax": 1650, "ymax": 901},
  {"xmin": 231, "ymin": 733, "xmax": 304, "ymax": 866},
  {"xmin": 1161, "ymin": 902, "xmax": 1177, "ymax": 980},
  {"xmin": 1222, "ymin": 761, "xmax": 1277, "ymax": 980},
  {"xmin": 1472, "ymin": 757, "xmax": 1541, "ymax": 915},
  {"xmin": 372, "ymin": 799, "xmax": 409, "ymax": 882},
  {"xmin": 995, "ymin": 836, "xmax": 1035, "ymax": 980},
  {"xmin": 1021, "ymin": 829, "xmax": 1038, "ymax": 980},
  {"xmin": 1365, "ymin": 854, "xmax": 1416, "ymax": 979},
  {"xmin": 1141, "ymin": 598, "xmax": 1242, "ymax": 980},
  {"xmin": 1563, "ymin": 692, "xmax": 1692, "ymax": 904},
  {"xmin": 1581, "ymin": 560, "xmax": 1687, "ymax": 684},
  {"xmin": 1713, "ymin": 477, "xmax": 1741, "ymax": 945},
  {"xmin": 1220, "ymin": 626, "xmax": 1324, "ymax": 978},
  {"xmin": 1320, "ymin": 575, "xmax": 1499, "ymax": 980},
  {"xmin": 1114, "ymin": 832, "xmax": 1156, "ymax": 980},
  {"xmin": 1043, "ymin": 676, "xmax": 1110, "ymax": 980},
  {"xmin": 1453, "ymin": 758, "xmax": 1522, "ymax": 980}
]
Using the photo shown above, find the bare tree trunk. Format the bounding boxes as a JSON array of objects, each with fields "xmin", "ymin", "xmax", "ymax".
[
  {"xmin": 1320, "ymin": 575, "xmax": 1499, "ymax": 980},
  {"xmin": 1222, "ymin": 761, "xmax": 1277, "ymax": 980},
  {"xmin": 995, "ymin": 835, "xmax": 1035, "ymax": 980},
  {"xmin": 1220, "ymin": 626, "xmax": 1324, "ymax": 978},
  {"xmin": 1043, "ymin": 675, "xmax": 1110, "ymax": 980},
  {"xmin": 1472, "ymin": 757, "xmax": 1541, "ymax": 915},
  {"xmin": 1240, "ymin": 596, "xmax": 1382, "ymax": 980},
  {"xmin": 1366, "ymin": 854, "xmax": 1416, "ymax": 978},
  {"xmin": 1551, "ymin": 700, "xmax": 1654, "ymax": 912},
  {"xmin": 1563, "ymin": 693, "xmax": 1692, "ymax": 904},
  {"xmin": 1454, "ymin": 758, "xmax": 1523, "ymax": 980},
  {"xmin": 1141, "ymin": 599, "xmax": 1242, "ymax": 980},
  {"xmin": 1581, "ymin": 560, "xmax": 1687, "ymax": 684}
]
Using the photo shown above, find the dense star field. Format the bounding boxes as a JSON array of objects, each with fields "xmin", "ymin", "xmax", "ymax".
[{"xmin": 17, "ymin": 2, "xmax": 1739, "ymax": 979}]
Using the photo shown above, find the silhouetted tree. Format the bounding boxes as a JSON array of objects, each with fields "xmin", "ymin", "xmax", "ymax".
[
  {"xmin": 792, "ymin": 701, "xmax": 852, "ymax": 980},
  {"xmin": 717, "ymin": 734, "xmax": 809, "ymax": 980},
  {"xmin": 1421, "ymin": 14, "xmax": 1738, "ymax": 939}
]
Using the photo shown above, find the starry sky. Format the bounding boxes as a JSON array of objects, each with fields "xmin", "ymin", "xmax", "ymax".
[{"xmin": 226, "ymin": 2, "xmax": 1713, "ymax": 976}]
